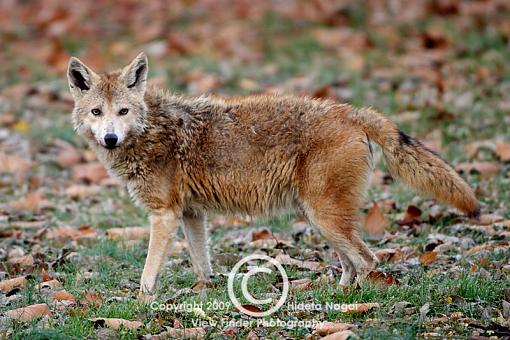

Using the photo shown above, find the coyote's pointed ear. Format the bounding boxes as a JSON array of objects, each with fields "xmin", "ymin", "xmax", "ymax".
[
  {"xmin": 121, "ymin": 52, "xmax": 148, "ymax": 95},
  {"xmin": 67, "ymin": 57, "xmax": 99, "ymax": 98}
]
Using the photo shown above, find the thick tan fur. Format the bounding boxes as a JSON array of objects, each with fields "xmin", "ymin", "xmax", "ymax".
[{"xmin": 67, "ymin": 53, "xmax": 479, "ymax": 298}]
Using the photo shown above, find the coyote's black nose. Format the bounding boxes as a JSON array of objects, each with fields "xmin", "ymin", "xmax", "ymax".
[{"xmin": 104, "ymin": 134, "xmax": 118, "ymax": 149}]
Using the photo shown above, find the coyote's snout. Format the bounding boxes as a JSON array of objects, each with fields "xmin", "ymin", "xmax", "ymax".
[{"xmin": 67, "ymin": 53, "xmax": 479, "ymax": 299}]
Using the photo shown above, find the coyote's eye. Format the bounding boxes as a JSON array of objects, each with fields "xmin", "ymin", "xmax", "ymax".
[
  {"xmin": 118, "ymin": 108, "xmax": 129, "ymax": 116},
  {"xmin": 91, "ymin": 108, "xmax": 102, "ymax": 116}
]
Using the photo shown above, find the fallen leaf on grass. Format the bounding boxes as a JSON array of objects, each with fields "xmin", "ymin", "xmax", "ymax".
[
  {"xmin": 315, "ymin": 321, "xmax": 355, "ymax": 335},
  {"xmin": 374, "ymin": 248, "xmax": 403, "ymax": 263},
  {"xmin": 41, "ymin": 270, "xmax": 53, "ymax": 282},
  {"xmin": 322, "ymin": 330, "xmax": 356, "ymax": 340},
  {"xmin": 465, "ymin": 140, "xmax": 496, "ymax": 159},
  {"xmin": 290, "ymin": 278, "xmax": 314, "ymax": 291},
  {"xmin": 367, "ymin": 271, "xmax": 400, "ymax": 286},
  {"xmin": 235, "ymin": 304, "xmax": 262, "ymax": 314},
  {"xmin": 7, "ymin": 254, "xmax": 34, "ymax": 267},
  {"xmin": 466, "ymin": 243, "xmax": 493, "ymax": 256},
  {"xmin": 342, "ymin": 303, "xmax": 380, "ymax": 315},
  {"xmin": 10, "ymin": 192, "xmax": 49, "ymax": 213},
  {"xmin": 36, "ymin": 279, "xmax": 62, "ymax": 290},
  {"xmin": 65, "ymin": 185, "xmax": 101, "ymax": 199},
  {"xmin": 495, "ymin": 143, "xmax": 510, "ymax": 162},
  {"xmin": 502, "ymin": 300, "xmax": 510, "ymax": 319},
  {"xmin": 364, "ymin": 202, "xmax": 389, "ymax": 236},
  {"xmin": 53, "ymin": 290, "xmax": 76, "ymax": 303},
  {"xmin": 419, "ymin": 251, "xmax": 438, "ymax": 265},
  {"xmin": 72, "ymin": 162, "xmax": 108, "ymax": 183},
  {"xmin": 153, "ymin": 327, "xmax": 206, "ymax": 339},
  {"xmin": 0, "ymin": 153, "xmax": 32, "ymax": 174},
  {"xmin": 5, "ymin": 303, "xmax": 51, "ymax": 322},
  {"xmin": 419, "ymin": 302, "xmax": 430, "ymax": 321},
  {"xmin": 89, "ymin": 317, "xmax": 142, "ymax": 330},
  {"xmin": 477, "ymin": 213, "xmax": 505, "ymax": 225},
  {"xmin": 106, "ymin": 227, "xmax": 149, "ymax": 240},
  {"xmin": 455, "ymin": 162, "xmax": 499, "ymax": 178},
  {"xmin": 80, "ymin": 292, "xmax": 103, "ymax": 307},
  {"xmin": 397, "ymin": 205, "xmax": 422, "ymax": 226},
  {"xmin": 191, "ymin": 280, "xmax": 213, "ymax": 293},
  {"xmin": 0, "ymin": 276, "xmax": 27, "ymax": 293},
  {"xmin": 275, "ymin": 254, "xmax": 321, "ymax": 271},
  {"xmin": 54, "ymin": 140, "xmax": 82, "ymax": 167},
  {"xmin": 9, "ymin": 220, "xmax": 46, "ymax": 230},
  {"xmin": 251, "ymin": 227, "xmax": 272, "ymax": 241},
  {"xmin": 45, "ymin": 225, "xmax": 97, "ymax": 243}
]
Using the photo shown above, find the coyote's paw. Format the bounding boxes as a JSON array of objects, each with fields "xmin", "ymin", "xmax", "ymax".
[{"xmin": 138, "ymin": 290, "xmax": 156, "ymax": 303}]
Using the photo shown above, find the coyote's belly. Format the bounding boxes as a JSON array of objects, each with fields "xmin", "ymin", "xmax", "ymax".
[{"xmin": 183, "ymin": 157, "xmax": 300, "ymax": 215}]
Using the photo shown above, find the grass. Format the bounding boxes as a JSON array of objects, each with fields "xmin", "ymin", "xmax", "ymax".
[{"xmin": 1, "ymin": 9, "xmax": 510, "ymax": 340}]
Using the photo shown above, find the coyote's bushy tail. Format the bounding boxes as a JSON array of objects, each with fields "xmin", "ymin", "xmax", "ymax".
[{"xmin": 345, "ymin": 106, "xmax": 480, "ymax": 217}]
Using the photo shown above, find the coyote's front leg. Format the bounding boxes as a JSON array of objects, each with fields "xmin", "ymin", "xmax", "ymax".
[{"xmin": 139, "ymin": 209, "xmax": 181, "ymax": 301}]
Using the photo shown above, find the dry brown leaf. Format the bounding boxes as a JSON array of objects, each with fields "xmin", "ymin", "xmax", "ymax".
[
  {"xmin": 367, "ymin": 271, "xmax": 400, "ymax": 286},
  {"xmin": 455, "ymin": 162, "xmax": 499, "ymax": 178},
  {"xmin": 495, "ymin": 143, "xmax": 510, "ymax": 162},
  {"xmin": 464, "ymin": 140, "xmax": 496, "ymax": 159},
  {"xmin": 45, "ymin": 225, "xmax": 97, "ymax": 243},
  {"xmin": 235, "ymin": 304, "xmax": 262, "ymax": 314},
  {"xmin": 41, "ymin": 270, "xmax": 53, "ymax": 282},
  {"xmin": 106, "ymin": 227, "xmax": 149, "ymax": 240},
  {"xmin": 53, "ymin": 290, "xmax": 76, "ymax": 303},
  {"xmin": 0, "ymin": 276, "xmax": 27, "ymax": 293},
  {"xmin": 397, "ymin": 205, "xmax": 422, "ymax": 226},
  {"xmin": 158, "ymin": 327, "xmax": 207, "ymax": 339},
  {"xmin": 477, "ymin": 213, "xmax": 505, "ymax": 225},
  {"xmin": 342, "ymin": 303, "xmax": 380, "ymax": 315},
  {"xmin": 81, "ymin": 291, "xmax": 102, "ymax": 307},
  {"xmin": 374, "ymin": 249, "xmax": 402, "ymax": 263},
  {"xmin": 290, "ymin": 278, "xmax": 314, "ymax": 291},
  {"xmin": 419, "ymin": 251, "xmax": 438, "ymax": 265},
  {"xmin": 5, "ymin": 303, "xmax": 51, "ymax": 322},
  {"xmin": 466, "ymin": 243, "xmax": 492, "ymax": 256},
  {"xmin": 89, "ymin": 317, "xmax": 142, "ymax": 330},
  {"xmin": 37, "ymin": 279, "xmax": 62, "ymax": 290},
  {"xmin": 65, "ymin": 185, "xmax": 101, "ymax": 199},
  {"xmin": 251, "ymin": 228, "xmax": 272, "ymax": 241},
  {"xmin": 275, "ymin": 254, "xmax": 321, "ymax": 271},
  {"xmin": 315, "ymin": 321, "xmax": 354, "ymax": 335},
  {"xmin": 321, "ymin": 330, "xmax": 356, "ymax": 340},
  {"xmin": 10, "ymin": 192, "xmax": 48, "ymax": 213},
  {"xmin": 7, "ymin": 254, "xmax": 34, "ymax": 267},
  {"xmin": 8, "ymin": 220, "xmax": 44, "ymax": 230},
  {"xmin": 364, "ymin": 202, "xmax": 390, "ymax": 236},
  {"xmin": 0, "ymin": 153, "xmax": 32, "ymax": 174},
  {"xmin": 191, "ymin": 280, "xmax": 213, "ymax": 293},
  {"xmin": 54, "ymin": 140, "xmax": 82, "ymax": 167},
  {"xmin": 72, "ymin": 162, "xmax": 109, "ymax": 183}
]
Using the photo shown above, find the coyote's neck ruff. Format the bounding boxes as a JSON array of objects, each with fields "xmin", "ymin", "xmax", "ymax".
[{"xmin": 68, "ymin": 53, "xmax": 479, "ymax": 298}]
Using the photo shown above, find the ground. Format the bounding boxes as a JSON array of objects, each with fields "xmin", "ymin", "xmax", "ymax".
[{"xmin": 0, "ymin": 1, "xmax": 509, "ymax": 339}]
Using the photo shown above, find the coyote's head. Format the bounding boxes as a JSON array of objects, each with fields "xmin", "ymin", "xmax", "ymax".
[{"xmin": 67, "ymin": 53, "xmax": 149, "ymax": 150}]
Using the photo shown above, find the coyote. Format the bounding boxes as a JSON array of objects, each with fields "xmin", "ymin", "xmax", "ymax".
[{"xmin": 67, "ymin": 53, "xmax": 479, "ymax": 299}]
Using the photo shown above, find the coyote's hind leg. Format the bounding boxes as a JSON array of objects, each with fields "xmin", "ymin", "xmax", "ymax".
[{"xmin": 308, "ymin": 210, "xmax": 378, "ymax": 285}]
